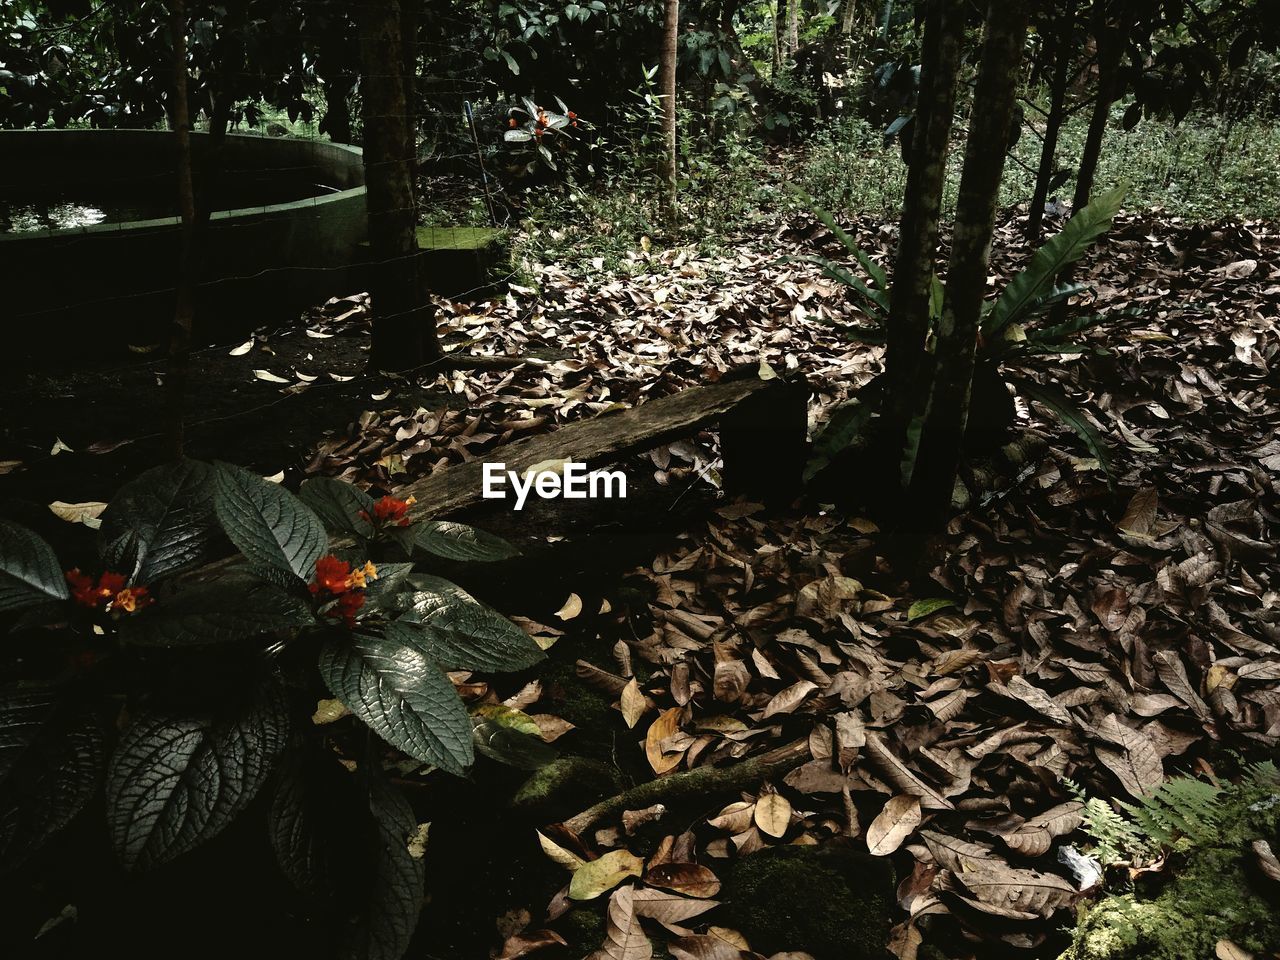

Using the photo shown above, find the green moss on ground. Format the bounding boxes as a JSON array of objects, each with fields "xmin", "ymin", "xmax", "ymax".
[
  {"xmin": 414, "ymin": 225, "xmax": 508, "ymax": 251},
  {"xmin": 721, "ymin": 843, "xmax": 895, "ymax": 960},
  {"xmin": 510, "ymin": 756, "xmax": 624, "ymax": 822},
  {"xmin": 1062, "ymin": 778, "xmax": 1280, "ymax": 960}
]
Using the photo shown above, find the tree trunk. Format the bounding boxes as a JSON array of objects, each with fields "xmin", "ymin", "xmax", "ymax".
[
  {"xmin": 659, "ymin": 0, "xmax": 679, "ymax": 229},
  {"xmin": 883, "ymin": 0, "xmax": 965, "ymax": 455},
  {"xmin": 165, "ymin": 0, "xmax": 196, "ymax": 461},
  {"xmin": 786, "ymin": 0, "xmax": 799, "ymax": 57},
  {"xmin": 1025, "ymin": 0, "xmax": 1075, "ymax": 242},
  {"xmin": 841, "ymin": 0, "xmax": 857, "ymax": 35},
  {"xmin": 772, "ymin": 0, "xmax": 782, "ymax": 74},
  {"xmin": 359, "ymin": 0, "xmax": 434, "ymax": 371},
  {"xmin": 320, "ymin": 74, "xmax": 355, "ymax": 143},
  {"xmin": 1071, "ymin": 2, "xmax": 1121, "ymax": 214},
  {"xmin": 908, "ymin": 0, "xmax": 1029, "ymax": 529}
]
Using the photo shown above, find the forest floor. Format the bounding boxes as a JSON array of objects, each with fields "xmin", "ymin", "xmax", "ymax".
[{"xmin": 3, "ymin": 206, "xmax": 1278, "ymax": 959}]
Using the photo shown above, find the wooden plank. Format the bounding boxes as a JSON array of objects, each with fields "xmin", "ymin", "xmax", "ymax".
[{"xmin": 399, "ymin": 374, "xmax": 781, "ymax": 518}]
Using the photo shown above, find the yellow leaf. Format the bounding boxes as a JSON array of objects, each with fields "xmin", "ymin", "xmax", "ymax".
[
  {"xmin": 620, "ymin": 678, "xmax": 647, "ymax": 729},
  {"xmin": 753, "ymin": 792, "xmax": 791, "ymax": 838},
  {"xmin": 311, "ymin": 698, "xmax": 351, "ymax": 725},
  {"xmin": 645, "ymin": 707, "xmax": 686, "ymax": 775},
  {"xmin": 555, "ymin": 592, "xmax": 584, "ymax": 621},
  {"xmin": 537, "ymin": 830, "xmax": 585, "ymax": 871},
  {"xmin": 568, "ymin": 849, "xmax": 644, "ymax": 900}
]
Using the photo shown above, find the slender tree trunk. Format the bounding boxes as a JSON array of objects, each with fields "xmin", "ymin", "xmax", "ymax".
[
  {"xmin": 1071, "ymin": 4, "xmax": 1121, "ymax": 213},
  {"xmin": 320, "ymin": 74, "xmax": 355, "ymax": 143},
  {"xmin": 659, "ymin": 0, "xmax": 679, "ymax": 229},
  {"xmin": 908, "ymin": 0, "xmax": 1029, "ymax": 528},
  {"xmin": 165, "ymin": 0, "xmax": 196, "ymax": 461},
  {"xmin": 883, "ymin": 0, "xmax": 965, "ymax": 451},
  {"xmin": 786, "ymin": 0, "xmax": 799, "ymax": 57},
  {"xmin": 1026, "ymin": 0, "xmax": 1075, "ymax": 241},
  {"xmin": 841, "ymin": 0, "xmax": 857, "ymax": 35},
  {"xmin": 359, "ymin": 0, "xmax": 434, "ymax": 371}
]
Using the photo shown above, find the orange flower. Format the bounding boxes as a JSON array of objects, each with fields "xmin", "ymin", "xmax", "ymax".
[
  {"xmin": 345, "ymin": 560, "xmax": 379, "ymax": 590},
  {"xmin": 567, "ymin": 110, "xmax": 577, "ymax": 119},
  {"xmin": 112, "ymin": 586, "xmax": 152, "ymax": 613},
  {"xmin": 508, "ymin": 118, "xmax": 517, "ymax": 128},
  {"xmin": 370, "ymin": 494, "xmax": 415, "ymax": 527},
  {"xmin": 312, "ymin": 554, "xmax": 353, "ymax": 595},
  {"xmin": 67, "ymin": 569, "xmax": 148, "ymax": 613}
]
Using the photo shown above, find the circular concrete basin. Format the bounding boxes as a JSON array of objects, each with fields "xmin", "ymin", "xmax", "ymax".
[{"xmin": 0, "ymin": 129, "xmax": 367, "ymax": 359}]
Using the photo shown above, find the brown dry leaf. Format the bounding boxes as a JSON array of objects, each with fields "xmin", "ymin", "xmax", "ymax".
[
  {"xmin": 630, "ymin": 887, "xmax": 719, "ymax": 927},
  {"xmin": 1215, "ymin": 941, "xmax": 1255, "ymax": 960},
  {"xmin": 556, "ymin": 593, "xmax": 584, "ymax": 621},
  {"xmin": 866, "ymin": 795, "xmax": 922, "ymax": 857},
  {"xmin": 864, "ymin": 733, "xmax": 955, "ymax": 810},
  {"xmin": 47, "ymin": 500, "xmax": 108, "ymax": 528},
  {"xmin": 1002, "ymin": 801, "xmax": 1084, "ymax": 857},
  {"xmin": 645, "ymin": 862, "xmax": 722, "ymax": 898},
  {"xmin": 497, "ymin": 929, "xmax": 568, "ymax": 959},
  {"xmin": 707, "ymin": 801, "xmax": 755, "ymax": 834},
  {"xmin": 621, "ymin": 678, "xmax": 648, "ymax": 729},
  {"xmin": 1252, "ymin": 839, "xmax": 1280, "ymax": 883},
  {"xmin": 645, "ymin": 707, "xmax": 687, "ymax": 775},
  {"xmin": 753, "ymin": 791, "xmax": 792, "ymax": 838},
  {"xmin": 593, "ymin": 884, "xmax": 652, "ymax": 960},
  {"xmin": 1117, "ymin": 486, "xmax": 1159, "ymax": 538},
  {"xmin": 761, "ymin": 680, "xmax": 819, "ymax": 718},
  {"xmin": 668, "ymin": 934, "xmax": 752, "ymax": 960},
  {"xmin": 1095, "ymin": 724, "xmax": 1164, "ymax": 798},
  {"xmin": 569, "ymin": 849, "xmax": 645, "ymax": 900},
  {"xmin": 956, "ymin": 866, "xmax": 1077, "ymax": 918}
]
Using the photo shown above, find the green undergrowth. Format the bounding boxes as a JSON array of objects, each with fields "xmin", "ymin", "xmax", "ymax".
[{"xmin": 1061, "ymin": 764, "xmax": 1280, "ymax": 960}]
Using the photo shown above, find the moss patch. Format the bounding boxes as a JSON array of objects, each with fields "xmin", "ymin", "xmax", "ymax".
[
  {"xmin": 721, "ymin": 843, "xmax": 895, "ymax": 960},
  {"xmin": 1062, "ymin": 776, "xmax": 1280, "ymax": 960},
  {"xmin": 510, "ymin": 756, "xmax": 624, "ymax": 822},
  {"xmin": 414, "ymin": 225, "xmax": 508, "ymax": 251}
]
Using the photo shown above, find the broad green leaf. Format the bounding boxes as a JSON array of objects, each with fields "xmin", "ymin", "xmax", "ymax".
[
  {"xmin": 984, "ymin": 184, "xmax": 1126, "ymax": 338},
  {"xmin": 907, "ymin": 598, "xmax": 956, "ymax": 621},
  {"xmin": 299, "ymin": 477, "xmax": 376, "ymax": 538},
  {"xmin": 361, "ymin": 562, "xmax": 417, "ymax": 612},
  {"xmin": 393, "ymin": 575, "xmax": 545, "ymax": 671},
  {"xmin": 318, "ymin": 628, "xmax": 474, "ymax": 775},
  {"xmin": 99, "ymin": 459, "xmax": 216, "ymax": 583},
  {"xmin": 117, "ymin": 578, "xmax": 315, "ymax": 646},
  {"xmin": 214, "ymin": 463, "xmax": 328, "ymax": 581},
  {"xmin": 783, "ymin": 254, "xmax": 889, "ymax": 319},
  {"xmin": 415, "ymin": 521, "xmax": 520, "ymax": 563},
  {"xmin": 269, "ymin": 748, "xmax": 353, "ymax": 901},
  {"xmin": 106, "ymin": 682, "xmax": 290, "ymax": 871},
  {"xmin": 1016, "ymin": 379, "xmax": 1114, "ymax": 479},
  {"xmin": 471, "ymin": 704, "xmax": 557, "ymax": 770},
  {"xmin": 0, "ymin": 520, "xmax": 69, "ymax": 612},
  {"xmin": 0, "ymin": 685, "xmax": 103, "ymax": 871},
  {"xmin": 342, "ymin": 776, "xmax": 427, "ymax": 960}
]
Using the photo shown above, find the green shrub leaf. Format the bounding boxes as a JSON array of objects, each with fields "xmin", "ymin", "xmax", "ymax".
[
  {"xmin": 106, "ymin": 683, "xmax": 290, "ymax": 871},
  {"xmin": 415, "ymin": 521, "xmax": 520, "ymax": 562},
  {"xmin": 318, "ymin": 627, "xmax": 474, "ymax": 775},
  {"xmin": 0, "ymin": 520, "xmax": 70, "ymax": 613},
  {"xmin": 0, "ymin": 685, "xmax": 103, "ymax": 872},
  {"xmin": 214, "ymin": 463, "xmax": 328, "ymax": 582},
  {"xmin": 1016, "ymin": 379, "xmax": 1114, "ymax": 478},
  {"xmin": 99, "ymin": 459, "xmax": 217, "ymax": 583},
  {"xmin": 117, "ymin": 578, "xmax": 315, "ymax": 646},
  {"xmin": 393, "ymin": 574, "xmax": 545, "ymax": 671},
  {"xmin": 984, "ymin": 184, "xmax": 1126, "ymax": 339},
  {"xmin": 299, "ymin": 477, "xmax": 377, "ymax": 538}
]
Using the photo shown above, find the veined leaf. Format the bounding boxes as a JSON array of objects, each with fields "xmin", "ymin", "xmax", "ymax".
[
  {"xmin": 99, "ymin": 459, "xmax": 217, "ymax": 583},
  {"xmin": 299, "ymin": 477, "xmax": 376, "ymax": 538},
  {"xmin": 984, "ymin": 184, "xmax": 1126, "ymax": 339},
  {"xmin": 117, "ymin": 578, "xmax": 315, "ymax": 646},
  {"xmin": 786, "ymin": 184, "xmax": 889, "ymax": 289},
  {"xmin": 1015, "ymin": 379, "xmax": 1114, "ymax": 479},
  {"xmin": 415, "ymin": 521, "xmax": 520, "ymax": 562},
  {"xmin": 0, "ymin": 520, "xmax": 69, "ymax": 612},
  {"xmin": 0, "ymin": 686, "xmax": 103, "ymax": 871},
  {"xmin": 107, "ymin": 682, "xmax": 290, "ymax": 871},
  {"xmin": 214, "ymin": 463, "xmax": 327, "ymax": 582},
  {"xmin": 393, "ymin": 575, "xmax": 545, "ymax": 672},
  {"xmin": 319, "ymin": 628, "xmax": 473, "ymax": 775}
]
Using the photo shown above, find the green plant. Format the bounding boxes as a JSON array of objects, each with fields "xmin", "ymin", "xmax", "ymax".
[
  {"xmin": 793, "ymin": 183, "xmax": 1128, "ymax": 481},
  {"xmin": 0, "ymin": 460, "xmax": 544, "ymax": 958}
]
